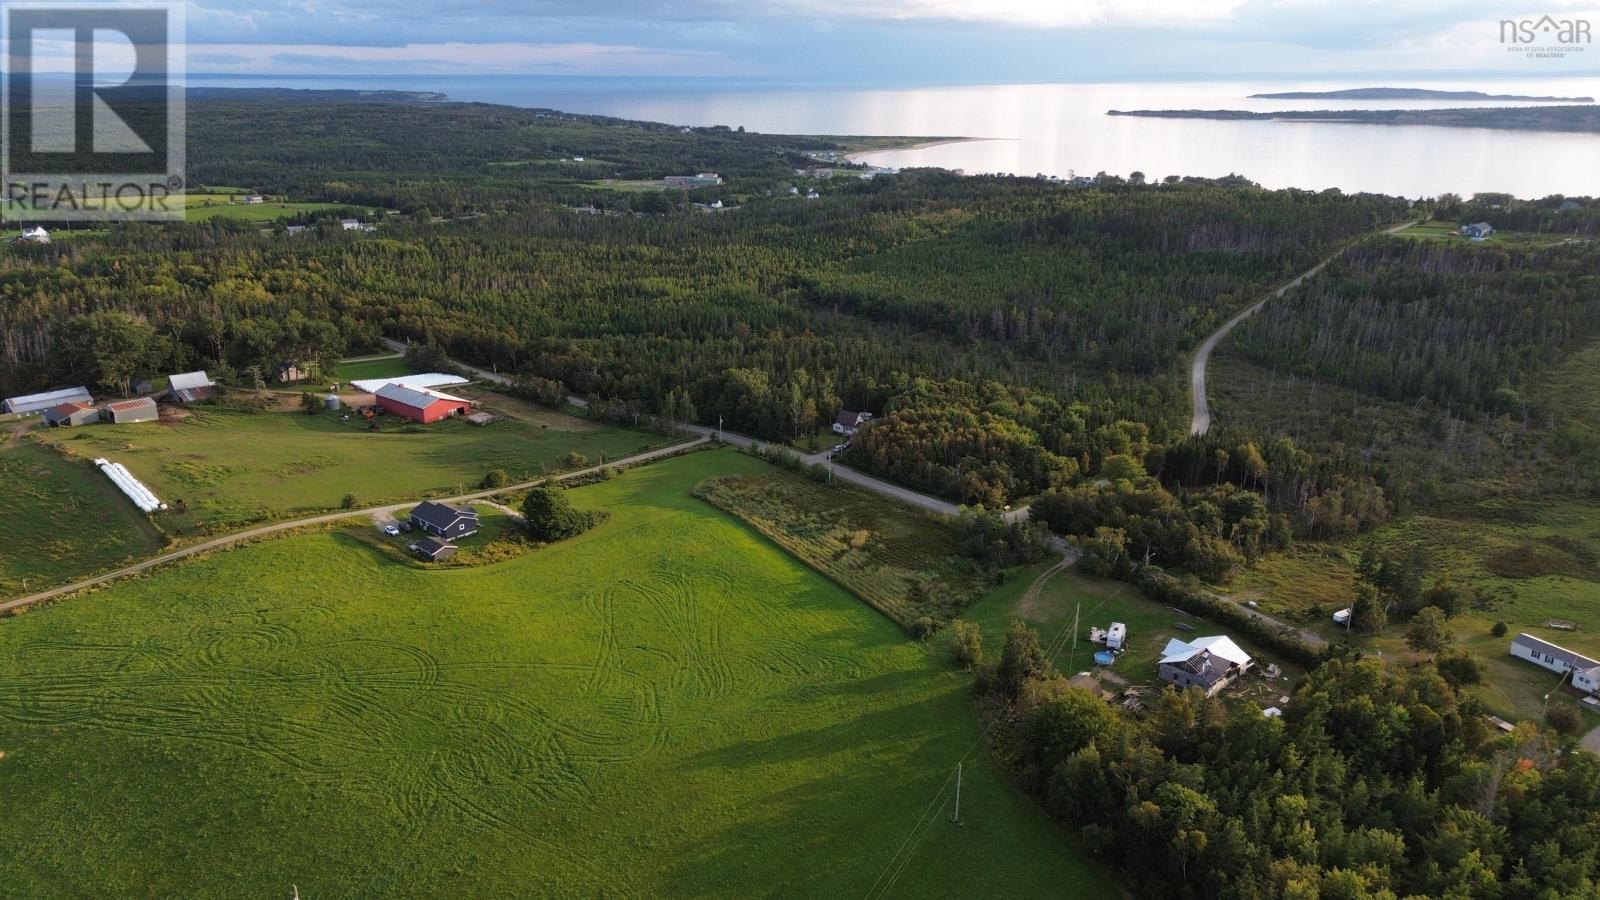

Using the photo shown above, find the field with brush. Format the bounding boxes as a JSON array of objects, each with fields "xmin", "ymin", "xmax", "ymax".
[
  {"xmin": 0, "ymin": 449, "xmax": 1112, "ymax": 898},
  {"xmin": 694, "ymin": 469, "xmax": 997, "ymax": 627},
  {"xmin": 48, "ymin": 405, "xmax": 667, "ymax": 537},
  {"xmin": 0, "ymin": 442, "xmax": 164, "ymax": 598}
]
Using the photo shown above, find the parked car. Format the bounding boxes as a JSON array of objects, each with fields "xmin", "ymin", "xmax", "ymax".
[
  {"xmin": 381, "ymin": 523, "xmax": 401, "ymax": 536},
  {"xmin": 830, "ymin": 444, "xmax": 848, "ymax": 458},
  {"xmin": 398, "ymin": 521, "xmax": 413, "ymax": 532}
]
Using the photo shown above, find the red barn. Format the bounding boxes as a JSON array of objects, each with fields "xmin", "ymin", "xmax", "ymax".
[{"xmin": 374, "ymin": 383, "xmax": 472, "ymax": 424}]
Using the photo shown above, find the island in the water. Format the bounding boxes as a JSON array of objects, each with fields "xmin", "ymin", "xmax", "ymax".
[
  {"xmin": 1106, "ymin": 105, "xmax": 1600, "ymax": 133},
  {"xmin": 1248, "ymin": 87, "xmax": 1594, "ymax": 102}
]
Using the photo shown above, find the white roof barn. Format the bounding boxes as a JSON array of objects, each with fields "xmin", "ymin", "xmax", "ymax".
[
  {"xmin": 350, "ymin": 373, "xmax": 468, "ymax": 394},
  {"xmin": 168, "ymin": 370, "xmax": 214, "ymax": 392},
  {"xmin": 4, "ymin": 385, "xmax": 93, "ymax": 415},
  {"xmin": 375, "ymin": 383, "xmax": 468, "ymax": 409},
  {"xmin": 1160, "ymin": 634, "xmax": 1252, "ymax": 668}
]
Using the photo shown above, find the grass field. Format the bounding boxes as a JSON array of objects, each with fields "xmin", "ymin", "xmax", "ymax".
[
  {"xmin": 695, "ymin": 469, "xmax": 995, "ymax": 627},
  {"xmin": 49, "ymin": 405, "xmax": 668, "ymax": 536},
  {"xmin": 330, "ymin": 355, "xmax": 413, "ymax": 385},
  {"xmin": 0, "ymin": 450, "xmax": 1114, "ymax": 897},
  {"xmin": 183, "ymin": 196, "xmax": 349, "ymax": 223},
  {"xmin": 0, "ymin": 442, "xmax": 164, "ymax": 598}
]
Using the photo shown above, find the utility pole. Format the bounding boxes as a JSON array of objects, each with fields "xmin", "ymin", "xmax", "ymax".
[{"xmin": 950, "ymin": 762, "xmax": 964, "ymax": 826}]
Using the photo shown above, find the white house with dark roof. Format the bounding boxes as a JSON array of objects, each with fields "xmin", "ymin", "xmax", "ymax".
[{"xmin": 1510, "ymin": 633, "xmax": 1600, "ymax": 694}]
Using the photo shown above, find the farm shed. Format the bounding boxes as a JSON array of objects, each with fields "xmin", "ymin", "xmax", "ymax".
[
  {"xmin": 166, "ymin": 370, "xmax": 216, "ymax": 404},
  {"xmin": 44, "ymin": 402, "xmax": 98, "ymax": 427},
  {"xmin": 101, "ymin": 397, "xmax": 159, "ymax": 424},
  {"xmin": 4, "ymin": 386, "xmax": 93, "ymax": 416},
  {"xmin": 375, "ymin": 383, "xmax": 472, "ymax": 424},
  {"xmin": 409, "ymin": 500, "xmax": 480, "ymax": 539}
]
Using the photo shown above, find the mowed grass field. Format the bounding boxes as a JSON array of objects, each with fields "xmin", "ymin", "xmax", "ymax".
[
  {"xmin": 0, "ymin": 450, "xmax": 1114, "ymax": 898},
  {"xmin": 53, "ymin": 405, "xmax": 669, "ymax": 536},
  {"xmin": 330, "ymin": 355, "xmax": 413, "ymax": 384},
  {"xmin": 0, "ymin": 442, "xmax": 163, "ymax": 597}
]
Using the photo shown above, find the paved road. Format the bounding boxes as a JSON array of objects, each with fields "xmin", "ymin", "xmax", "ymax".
[
  {"xmin": 0, "ymin": 437, "xmax": 707, "ymax": 615},
  {"xmin": 1189, "ymin": 220, "xmax": 1418, "ymax": 436}
]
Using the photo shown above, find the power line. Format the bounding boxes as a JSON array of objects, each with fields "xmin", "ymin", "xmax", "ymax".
[{"xmin": 865, "ymin": 563, "xmax": 1113, "ymax": 900}]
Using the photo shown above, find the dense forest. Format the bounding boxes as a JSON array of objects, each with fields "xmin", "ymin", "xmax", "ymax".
[
  {"xmin": 1228, "ymin": 237, "xmax": 1600, "ymax": 415},
  {"xmin": 2, "ymin": 94, "xmax": 1411, "ymax": 514}
]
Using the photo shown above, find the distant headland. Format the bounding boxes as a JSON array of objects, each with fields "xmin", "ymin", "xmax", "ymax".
[{"xmin": 1248, "ymin": 87, "xmax": 1594, "ymax": 102}]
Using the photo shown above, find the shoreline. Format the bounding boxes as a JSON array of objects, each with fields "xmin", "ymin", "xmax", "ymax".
[{"xmin": 843, "ymin": 137, "xmax": 994, "ymax": 161}]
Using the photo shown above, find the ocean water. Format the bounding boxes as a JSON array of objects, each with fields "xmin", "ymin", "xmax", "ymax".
[{"xmin": 187, "ymin": 75, "xmax": 1600, "ymax": 198}]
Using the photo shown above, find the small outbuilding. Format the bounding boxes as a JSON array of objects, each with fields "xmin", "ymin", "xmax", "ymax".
[
  {"xmin": 1461, "ymin": 222, "xmax": 1495, "ymax": 240},
  {"xmin": 409, "ymin": 500, "xmax": 480, "ymax": 539},
  {"xmin": 44, "ymin": 401, "xmax": 98, "ymax": 427},
  {"xmin": 409, "ymin": 536, "xmax": 457, "ymax": 561},
  {"xmin": 1332, "ymin": 608, "xmax": 1352, "ymax": 626},
  {"xmin": 274, "ymin": 362, "xmax": 309, "ymax": 383},
  {"xmin": 1106, "ymin": 622, "xmax": 1127, "ymax": 651},
  {"xmin": 101, "ymin": 397, "xmax": 159, "ymax": 424}
]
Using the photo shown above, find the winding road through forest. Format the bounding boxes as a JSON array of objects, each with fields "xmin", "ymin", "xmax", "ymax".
[{"xmin": 1189, "ymin": 220, "xmax": 1418, "ymax": 436}]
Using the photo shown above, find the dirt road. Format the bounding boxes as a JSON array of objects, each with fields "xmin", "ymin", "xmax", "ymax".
[{"xmin": 1189, "ymin": 220, "xmax": 1418, "ymax": 436}]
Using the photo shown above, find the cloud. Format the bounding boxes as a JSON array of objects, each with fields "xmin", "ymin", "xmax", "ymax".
[{"xmin": 189, "ymin": 40, "xmax": 755, "ymax": 75}]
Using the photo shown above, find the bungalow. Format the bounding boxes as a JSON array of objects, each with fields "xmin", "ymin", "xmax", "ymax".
[
  {"xmin": 3, "ymin": 386, "xmax": 93, "ymax": 416},
  {"xmin": 374, "ymin": 383, "xmax": 472, "ymax": 424},
  {"xmin": 101, "ymin": 397, "xmax": 159, "ymax": 424},
  {"xmin": 409, "ymin": 500, "xmax": 479, "ymax": 539},
  {"xmin": 1510, "ymin": 633, "xmax": 1600, "ymax": 694},
  {"xmin": 243, "ymin": 194, "xmax": 265, "ymax": 204},
  {"xmin": 43, "ymin": 401, "xmax": 98, "ymax": 427},
  {"xmin": 1157, "ymin": 635, "xmax": 1253, "ymax": 697},
  {"xmin": 1461, "ymin": 222, "xmax": 1495, "ymax": 240},
  {"xmin": 165, "ymin": 370, "xmax": 216, "ymax": 404},
  {"xmin": 340, "ymin": 218, "xmax": 363, "ymax": 231},
  {"xmin": 409, "ymin": 536, "xmax": 458, "ymax": 561},
  {"xmin": 832, "ymin": 410, "xmax": 873, "ymax": 436}
]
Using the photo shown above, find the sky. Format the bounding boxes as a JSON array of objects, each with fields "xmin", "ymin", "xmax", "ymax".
[{"xmin": 34, "ymin": 0, "xmax": 1600, "ymax": 83}]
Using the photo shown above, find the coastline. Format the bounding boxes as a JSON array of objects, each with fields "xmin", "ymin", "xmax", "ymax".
[{"xmin": 842, "ymin": 137, "xmax": 991, "ymax": 161}]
